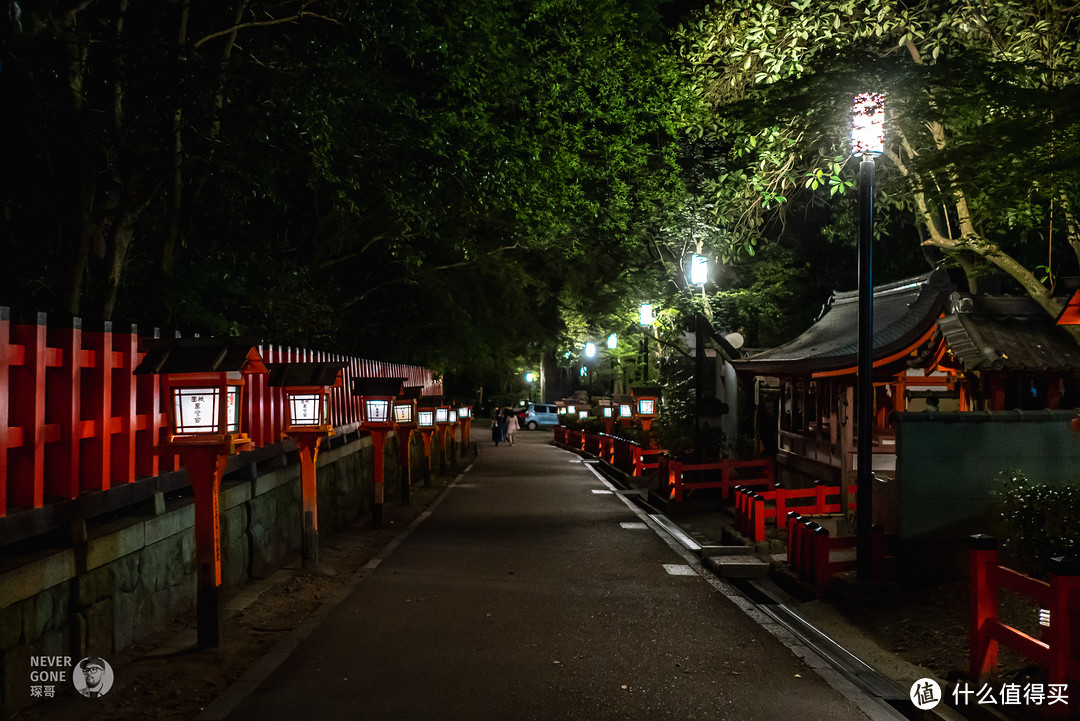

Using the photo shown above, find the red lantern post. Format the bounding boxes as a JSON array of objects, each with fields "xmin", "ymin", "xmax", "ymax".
[
  {"xmin": 134, "ymin": 338, "xmax": 267, "ymax": 648},
  {"xmin": 416, "ymin": 404, "xmax": 436, "ymax": 487},
  {"xmin": 268, "ymin": 361, "xmax": 347, "ymax": 567},
  {"xmin": 394, "ymin": 386, "xmax": 423, "ymax": 502},
  {"xmin": 352, "ymin": 377, "xmax": 405, "ymax": 525},
  {"xmin": 458, "ymin": 405, "xmax": 473, "ymax": 456}
]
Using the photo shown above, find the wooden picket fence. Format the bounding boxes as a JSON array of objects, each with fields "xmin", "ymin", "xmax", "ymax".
[{"xmin": 0, "ymin": 307, "xmax": 440, "ymax": 520}]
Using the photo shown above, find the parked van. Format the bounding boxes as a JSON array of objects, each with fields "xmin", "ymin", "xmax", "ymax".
[{"xmin": 520, "ymin": 402, "xmax": 559, "ymax": 430}]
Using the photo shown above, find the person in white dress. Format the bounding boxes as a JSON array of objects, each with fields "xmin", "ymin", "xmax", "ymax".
[{"xmin": 505, "ymin": 411, "xmax": 520, "ymax": 446}]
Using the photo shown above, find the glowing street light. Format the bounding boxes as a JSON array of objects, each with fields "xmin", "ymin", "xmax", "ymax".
[
  {"xmin": 852, "ymin": 92, "xmax": 885, "ymax": 581},
  {"xmin": 639, "ymin": 303, "xmax": 654, "ymax": 326},
  {"xmin": 690, "ymin": 254, "xmax": 709, "ymax": 286},
  {"xmin": 606, "ymin": 333, "xmax": 617, "ymax": 350},
  {"xmin": 584, "ymin": 342, "xmax": 597, "ymax": 358}
]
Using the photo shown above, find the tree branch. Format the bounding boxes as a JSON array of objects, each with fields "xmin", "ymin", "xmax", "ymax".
[{"xmin": 193, "ymin": 2, "xmax": 336, "ymax": 48}]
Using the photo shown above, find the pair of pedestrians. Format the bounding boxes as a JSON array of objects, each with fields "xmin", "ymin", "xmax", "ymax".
[{"xmin": 491, "ymin": 409, "xmax": 519, "ymax": 447}]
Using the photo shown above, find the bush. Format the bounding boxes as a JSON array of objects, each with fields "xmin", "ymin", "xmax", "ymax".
[{"xmin": 993, "ymin": 469, "xmax": 1080, "ymax": 577}]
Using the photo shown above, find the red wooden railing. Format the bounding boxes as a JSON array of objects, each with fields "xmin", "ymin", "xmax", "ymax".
[
  {"xmin": 786, "ymin": 512, "xmax": 891, "ymax": 591},
  {"xmin": 0, "ymin": 308, "xmax": 440, "ymax": 518},
  {"xmin": 970, "ymin": 535, "xmax": 1080, "ymax": 718},
  {"xmin": 658, "ymin": 453, "xmax": 775, "ymax": 503},
  {"xmin": 735, "ymin": 481, "xmax": 856, "ymax": 542},
  {"xmin": 553, "ymin": 427, "xmax": 658, "ymax": 478}
]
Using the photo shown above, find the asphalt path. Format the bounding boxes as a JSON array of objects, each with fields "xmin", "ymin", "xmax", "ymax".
[{"xmin": 220, "ymin": 430, "xmax": 875, "ymax": 721}]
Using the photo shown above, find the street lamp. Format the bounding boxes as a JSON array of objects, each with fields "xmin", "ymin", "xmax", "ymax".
[
  {"xmin": 852, "ymin": 92, "xmax": 884, "ymax": 581},
  {"xmin": 583, "ymin": 343, "xmax": 597, "ymax": 400},
  {"xmin": 688, "ymin": 254, "xmax": 709, "ymax": 438},
  {"xmin": 639, "ymin": 303, "xmax": 655, "ymax": 384}
]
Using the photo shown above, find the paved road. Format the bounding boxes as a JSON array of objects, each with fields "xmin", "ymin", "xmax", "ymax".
[{"xmin": 221, "ymin": 430, "xmax": 873, "ymax": 721}]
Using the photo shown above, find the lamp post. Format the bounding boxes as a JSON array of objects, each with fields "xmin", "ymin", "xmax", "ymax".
[
  {"xmin": 584, "ymin": 342, "xmax": 597, "ymax": 402},
  {"xmin": 689, "ymin": 253, "xmax": 709, "ymax": 436},
  {"xmin": 639, "ymin": 303, "xmax": 654, "ymax": 384},
  {"xmin": 352, "ymin": 377, "xmax": 405, "ymax": 525},
  {"xmin": 606, "ymin": 333, "xmax": 618, "ymax": 395},
  {"xmin": 133, "ymin": 337, "xmax": 268, "ymax": 648},
  {"xmin": 394, "ymin": 386, "xmax": 423, "ymax": 503},
  {"xmin": 416, "ymin": 404, "xmax": 436, "ymax": 487},
  {"xmin": 434, "ymin": 402, "xmax": 451, "ymax": 474},
  {"xmin": 268, "ymin": 361, "xmax": 347, "ymax": 568},
  {"xmin": 458, "ymin": 405, "xmax": 473, "ymax": 457},
  {"xmin": 852, "ymin": 92, "xmax": 885, "ymax": 581}
]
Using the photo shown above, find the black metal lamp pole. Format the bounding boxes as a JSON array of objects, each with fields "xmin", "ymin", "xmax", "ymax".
[
  {"xmin": 852, "ymin": 92, "xmax": 884, "ymax": 582},
  {"xmin": 856, "ymin": 157, "xmax": 875, "ymax": 581}
]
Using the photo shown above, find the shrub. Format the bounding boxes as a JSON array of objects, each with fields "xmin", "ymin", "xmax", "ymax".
[{"xmin": 993, "ymin": 469, "xmax": 1080, "ymax": 577}]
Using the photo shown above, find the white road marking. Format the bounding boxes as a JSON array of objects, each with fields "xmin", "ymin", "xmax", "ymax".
[
  {"xmin": 591, "ymin": 489, "xmax": 613, "ymax": 494},
  {"xmin": 620, "ymin": 522, "xmax": 648, "ymax": 530},
  {"xmin": 663, "ymin": 563, "xmax": 697, "ymax": 576}
]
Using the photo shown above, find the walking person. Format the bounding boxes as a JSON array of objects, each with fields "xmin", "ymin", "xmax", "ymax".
[
  {"xmin": 505, "ymin": 410, "xmax": 519, "ymax": 446},
  {"xmin": 491, "ymin": 410, "xmax": 503, "ymax": 447},
  {"xmin": 498, "ymin": 409, "xmax": 510, "ymax": 447}
]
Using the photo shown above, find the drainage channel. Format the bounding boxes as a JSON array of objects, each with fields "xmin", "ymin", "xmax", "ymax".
[{"xmin": 611, "ymin": 485, "xmax": 974, "ymax": 721}]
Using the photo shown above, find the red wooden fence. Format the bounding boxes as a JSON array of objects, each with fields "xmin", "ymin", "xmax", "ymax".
[
  {"xmin": 658, "ymin": 453, "xmax": 775, "ymax": 503},
  {"xmin": 969, "ymin": 535, "xmax": 1079, "ymax": 718},
  {"xmin": 0, "ymin": 308, "xmax": 440, "ymax": 519},
  {"xmin": 735, "ymin": 481, "xmax": 857, "ymax": 542},
  {"xmin": 786, "ymin": 512, "xmax": 891, "ymax": 591}
]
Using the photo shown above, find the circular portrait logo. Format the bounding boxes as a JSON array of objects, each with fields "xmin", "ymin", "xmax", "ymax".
[
  {"xmin": 72, "ymin": 657, "xmax": 114, "ymax": 698},
  {"xmin": 910, "ymin": 677, "xmax": 941, "ymax": 710}
]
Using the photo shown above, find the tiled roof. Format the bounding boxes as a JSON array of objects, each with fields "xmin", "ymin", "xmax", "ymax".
[
  {"xmin": 733, "ymin": 271, "xmax": 953, "ymax": 376},
  {"xmin": 937, "ymin": 294, "xmax": 1080, "ymax": 371}
]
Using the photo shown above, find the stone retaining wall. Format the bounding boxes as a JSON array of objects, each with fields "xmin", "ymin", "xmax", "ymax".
[{"xmin": 0, "ymin": 428, "xmax": 438, "ymax": 713}]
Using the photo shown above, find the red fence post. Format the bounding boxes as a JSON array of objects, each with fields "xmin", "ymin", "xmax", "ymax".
[
  {"xmin": 47, "ymin": 317, "xmax": 81, "ymax": 501},
  {"xmin": 773, "ymin": 485, "xmax": 787, "ymax": 526},
  {"xmin": 80, "ymin": 323, "xmax": 116, "ymax": 492},
  {"xmin": 111, "ymin": 323, "xmax": 138, "ymax": 487},
  {"xmin": 814, "ymin": 481, "xmax": 827, "ymax": 515},
  {"xmin": 800, "ymin": 520, "xmax": 819, "ymax": 581},
  {"xmin": 9, "ymin": 313, "xmax": 48, "ymax": 509},
  {"xmin": 969, "ymin": 534, "xmax": 999, "ymax": 682},
  {"xmin": 813, "ymin": 526, "xmax": 831, "ymax": 591},
  {"xmin": 752, "ymin": 494, "xmax": 766, "ymax": 542},
  {"xmin": 1046, "ymin": 557, "xmax": 1080, "ymax": 718},
  {"xmin": 786, "ymin": 512, "xmax": 801, "ymax": 569}
]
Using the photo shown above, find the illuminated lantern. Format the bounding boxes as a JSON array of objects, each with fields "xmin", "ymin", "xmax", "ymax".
[
  {"xmin": 134, "ymin": 337, "xmax": 268, "ymax": 648},
  {"xmin": 268, "ymin": 361, "xmax": 348, "ymax": 568},
  {"xmin": 352, "ymin": 377, "xmax": 406, "ymax": 524}
]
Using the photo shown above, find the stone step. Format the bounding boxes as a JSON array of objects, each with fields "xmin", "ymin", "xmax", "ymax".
[{"xmin": 703, "ymin": 554, "xmax": 770, "ymax": 579}]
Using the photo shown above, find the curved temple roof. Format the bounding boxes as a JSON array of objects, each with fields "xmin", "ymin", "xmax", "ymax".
[{"xmin": 732, "ymin": 271, "xmax": 954, "ymax": 377}]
